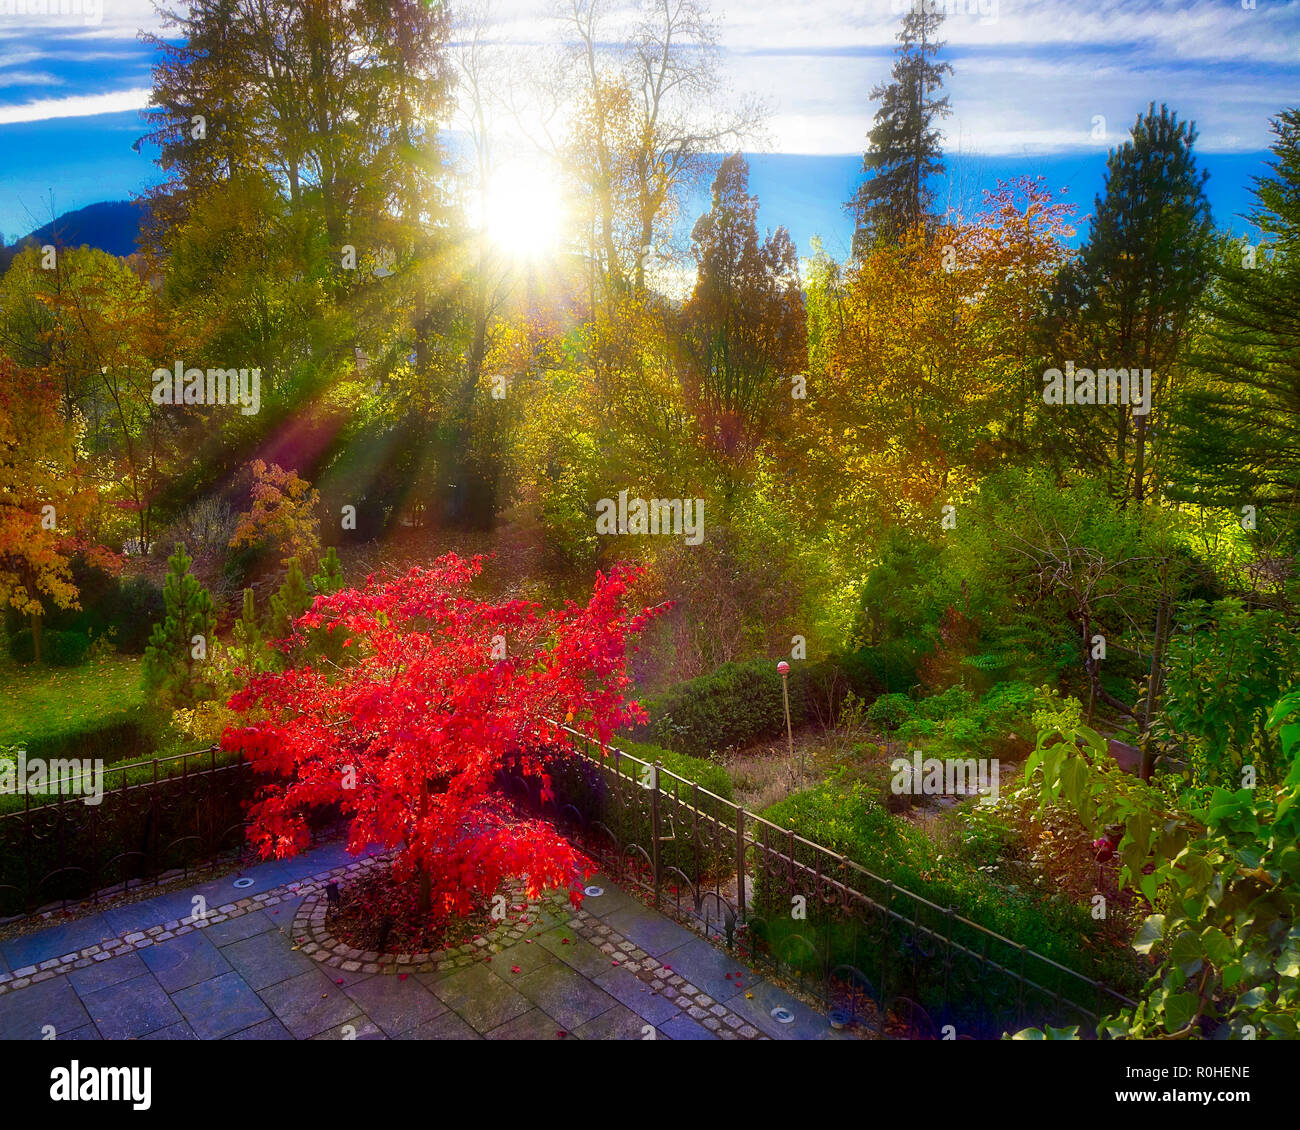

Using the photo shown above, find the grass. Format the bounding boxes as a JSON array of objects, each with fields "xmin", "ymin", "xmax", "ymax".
[{"xmin": 0, "ymin": 654, "xmax": 146, "ymax": 748}]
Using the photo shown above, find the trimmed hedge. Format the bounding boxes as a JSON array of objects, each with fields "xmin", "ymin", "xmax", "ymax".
[
  {"xmin": 626, "ymin": 653, "xmax": 881, "ymax": 759},
  {"xmin": 19, "ymin": 708, "xmax": 160, "ymax": 768},
  {"xmin": 8, "ymin": 629, "xmax": 91, "ymax": 667}
]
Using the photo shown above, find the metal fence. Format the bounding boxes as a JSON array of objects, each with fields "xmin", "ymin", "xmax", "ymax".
[
  {"xmin": 0, "ymin": 747, "xmax": 254, "ymax": 919},
  {"xmin": 508, "ymin": 723, "xmax": 1138, "ymax": 1040}
]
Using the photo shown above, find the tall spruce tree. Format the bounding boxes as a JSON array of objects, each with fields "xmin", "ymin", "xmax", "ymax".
[
  {"xmin": 142, "ymin": 543, "xmax": 217, "ymax": 708},
  {"xmin": 1166, "ymin": 108, "xmax": 1300, "ymax": 545},
  {"xmin": 848, "ymin": 6, "xmax": 952, "ymax": 253},
  {"xmin": 1043, "ymin": 103, "xmax": 1213, "ymax": 505}
]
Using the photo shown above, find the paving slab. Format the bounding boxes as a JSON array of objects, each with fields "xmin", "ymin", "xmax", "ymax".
[
  {"xmin": 224, "ymin": 1017, "xmax": 295, "ymax": 1040},
  {"xmin": 395, "ymin": 1010, "xmax": 482, "ymax": 1040},
  {"xmin": 725, "ymin": 977, "xmax": 842, "ymax": 1040},
  {"xmin": 594, "ymin": 966, "xmax": 682, "ymax": 1025},
  {"xmin": 658, "ymin": 936, "xmax": 760, "ymax": 1003},
  {"xmin": 141, "ymin": 931, "xmax": 232, "ymax": 993},
  {"xmin": 603, "ymin": 905, "xmax": 700, "ymax": 957},
  {"xmin": 81, "ymin": 972, "xmax": 182, "ymax": 1040},
  {"xmin": 535, "ymin": 927, "xmax": 612, "ymax": 979},
  {"xmin": 309, "ymin": 1016, "xmax": 387, "ymax": 1041},
  {"xmin": 572, "ymin": 878, "xmax": 641, "ymax": 920},
  {"xmin": 259, "ymin": 968, "xmax": 365, "ymax": 1040},
  {"xmin": 492, "ymin": 938, "xmax": 560, "ymax": 977},
  {"xmin": 0, "ymin": 913, "xmax": 113, "ymax": 970},
  {"xmin": 140, "ymin": 1020, "xmax": 199, "ymax": 1040},
  {"xmin": 572, "ymin": 1002, "xmax": 655, "ymax": 1041},
  {"xmin": 171, "ymin": 971, "xmax": 273, "ymax": 1040},
  {"xmin": 342, "ymin": 972, "xmax": 448, "ymax": 1037},
  {"xmin": 101, "ymin": 890, "xmax": 204, "ymax": 937},
  {"xmin": 199, "ymin": 909, "xmax": 277, "ymax": 948},
  {"xmin": 219, "ymin": 928, "xmax": 314, "ymax": 990},
  {"xmin": 0, "ymin": 975, "xmax": 91, "ymax": 1040},
  {"xmin": 512, "ymin": 961, "xmax": 621, "ymax": 1030},
  {"xmin": 485, "ymin": 1006, "xmax": 572, "ymax": 1040},
  {"xmin": 658, "ymin": 1013, "xmax": 719, "ymax": 1040},
  {"xmin": 429, "ymin": 962, "xmax": 533, "ymax": 1034},
  {"xmin": 67, "ymin": 950, "xmax": 149, "ymax": 996},
  {"xmin": 190, "ymin": 861, "xmax": 296, "ymax": 905}
]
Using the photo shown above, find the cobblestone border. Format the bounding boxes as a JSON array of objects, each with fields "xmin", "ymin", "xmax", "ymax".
[
  {"xmin": 294, "ymin": 866, "xmax": 769, "ymax": 1038},
  {"xmin": 292, "ymin": 871, "xmax": 554, "ymax": 976},
  {"xmin": 0, "ymin": 855, "xmax": 388, "ymax": 999},
  {"xmin": 563, "ymin": 905, "xmax": 767, "ymax": 1040},
  {"xmin": 0, "ymin": 856, "xmax": 777, "ymax": 1041}
]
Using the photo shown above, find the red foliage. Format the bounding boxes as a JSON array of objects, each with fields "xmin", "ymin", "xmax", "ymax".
[{"xmin": 222, "ymin": 553, "xmax": 666, "ymax": 924}]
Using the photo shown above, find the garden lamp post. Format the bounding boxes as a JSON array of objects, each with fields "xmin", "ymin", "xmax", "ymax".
[{"xmin": 777, "ymin": 660, "xmax": 798, "ymax": 782}]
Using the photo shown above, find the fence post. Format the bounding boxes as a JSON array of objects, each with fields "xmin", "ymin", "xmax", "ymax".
[
  {"xmin": 735, "ymin": 807, "xmax": 746, "ymax": 921},
  {"xmin": 650, "ymin": 761, "xmax": 662, "ymax": 909}
]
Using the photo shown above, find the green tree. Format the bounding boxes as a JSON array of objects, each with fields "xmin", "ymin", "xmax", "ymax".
[
  {"xmin": 847, "ymin": 6, "xmax": 952, "ymax": 252},
  {"xmin": 1045, "ymin": 104, "xmax": 1213, "ymax": 505},
  {"xmin": 1166, "ymin": 109, "xmax": 1300, "ymax": 540},
  {"xmin": 268, "ymin": 557, "xmax": 312, "ymax": 654},
  {"xmin": 312, "ymin": 546, "xmax": 344, "ymax": 595},
  {"xmin": 681, "ymin": 153, "xmax": 806, "ymax": 471},
  {"xmin": 1161, "ymin": 599, "xmax": 1300, "ymax": 786},
  {"xmin": 142, "ymin": 543, "xmax": 217, "ymax": 708},
  {"xmin": 230, "ymin": 587, "xmax": 269, "ymax": 672}
]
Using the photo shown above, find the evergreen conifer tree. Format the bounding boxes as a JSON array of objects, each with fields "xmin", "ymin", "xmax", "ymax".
[{"xmin": 142, "ymin": 543, "xmax": 217, "ymax": 708}]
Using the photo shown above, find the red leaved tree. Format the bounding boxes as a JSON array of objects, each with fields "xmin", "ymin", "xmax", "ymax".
[{"xmin": 222, "ymin": 553, "xmax": 664, "ymax": 923}]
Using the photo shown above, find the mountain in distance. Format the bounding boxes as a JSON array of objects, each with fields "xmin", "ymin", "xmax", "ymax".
[{"xmin": 1, "ymin": 199, "xmax": 146, "ymax": 271}]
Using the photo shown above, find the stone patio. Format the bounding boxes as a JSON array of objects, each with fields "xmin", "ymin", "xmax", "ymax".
[{"xmin": 0, "ymin": 843, "xmax": 842, "ymax": 1040}]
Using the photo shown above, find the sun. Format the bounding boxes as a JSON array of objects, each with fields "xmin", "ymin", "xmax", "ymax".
[{"xmin": 482, "ymin": 156, "xmax": 567, "ymax": 259}]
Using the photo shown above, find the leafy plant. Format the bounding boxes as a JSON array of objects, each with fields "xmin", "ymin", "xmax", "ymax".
[{"xmin": 1018, "ymin": 694, "xmax": 1300, "ymax": 1038}]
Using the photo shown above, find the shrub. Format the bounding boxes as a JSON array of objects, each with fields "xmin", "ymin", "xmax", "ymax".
[
  {"xmin": 753, "ymin": 779, "xmax": 1142, "ymax": 1032},
  {"xmin": 545, "ymin": 738, "xmax": 737, "ymax": 890},
  {"xmin": 113, "ymin": 577, "xmax": 166, "ymax": 654},
  {"xmin": 43, "ymin": 630, "xmax": 91, "ymax": 667},
  {"xmin": 7, "ymin": 628, "xmax": 34, "ymax": 664},
  {"xmin": 141, "ymin": 543, "xmax": 217, "ymax": 708},
  {"xmin": 6, "ymin": 629, "xmax": 90, "ymax": 667},
  {"xmin": 629, "ymin": 655, "xmax": 871, "ymax": 759},
  {"xmin": 22, "ymin": 709, "xmax": 159, "ymax": 765}
]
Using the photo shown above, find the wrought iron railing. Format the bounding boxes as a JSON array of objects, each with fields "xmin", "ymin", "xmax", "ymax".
[
  {"xmin": 0, "ymin": 746, "xmax": 255, "ymax": 919},
  {"xmin": 508, "ymin": 722, "xmax": 1139, "ymax": 1039}
]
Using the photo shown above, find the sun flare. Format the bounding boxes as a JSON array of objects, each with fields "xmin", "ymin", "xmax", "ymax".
[{"xmin": 483, "ymin": 157, "xmax": 567, "ymax": 259}]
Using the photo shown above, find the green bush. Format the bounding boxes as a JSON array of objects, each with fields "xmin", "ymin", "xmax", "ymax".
[
  {"xmin": 546, "ymin": 739, "xmax": 738, "ymax": 890},
  {"xmin": 7, "ymin": 629, "xmax": 92, "ymax": 667},
  {"xmin": 616, "ymin": 740, "xmax": 734, "ymax": 801},
  {"xmin": 628, "ymin": 654, "xmax": 874, "ymax": 759},
  {"xmin": 44, "ymin": 630, "xmax": 91, "ymax": 668},
  {"xmin": 7, "ymin": 629, "xmax": 34, "ymax": 664},
  {"xmin": 753, "ymin": 780, "xmax": 1141, "ymax": 1032},
  {"xmin": 21, "ymin": 707, "xmax": 161, "ymax": 767},
  {"xmin": 891, "ymin": 680, "xmax": 1038, "ymax": 758}
]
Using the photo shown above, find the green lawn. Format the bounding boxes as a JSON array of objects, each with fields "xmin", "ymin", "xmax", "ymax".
[{"xmin": 0, "ymin": 654, "xmax": 145, "ymax": 747}]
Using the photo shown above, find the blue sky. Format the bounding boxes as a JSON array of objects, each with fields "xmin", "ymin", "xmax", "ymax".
[{"xmin": 1, "ymin": 0, "xmax": 1297, "ymax": 253}]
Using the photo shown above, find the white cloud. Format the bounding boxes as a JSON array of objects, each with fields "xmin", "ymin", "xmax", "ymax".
[
  {"xmin": 0, "ymin": 86, "xmax": 149, "ymax": 123},
  {"xmin": 0, "ymin": 69, "xmax": 62, "ymax": 87}
]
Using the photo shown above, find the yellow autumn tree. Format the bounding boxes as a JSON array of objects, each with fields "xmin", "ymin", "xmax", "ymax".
[
  {"xmin": 0, "ymin": 359, "xmax": 117, "ymax": 663},
  {"xmin": 229, "ymin": 460, "xmax": 322, "ymax": 568}
]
